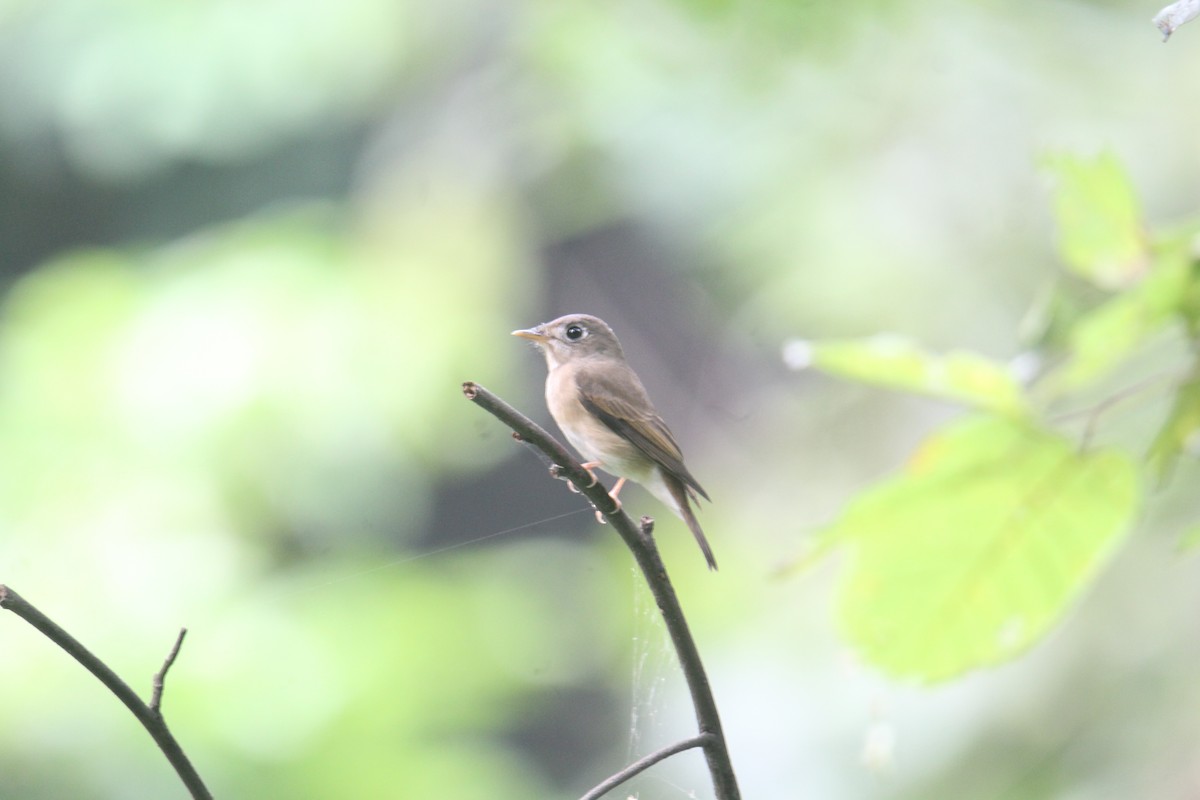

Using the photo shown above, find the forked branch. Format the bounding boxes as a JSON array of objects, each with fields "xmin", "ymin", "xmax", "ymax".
[{"xmin": 0, "ymin": 585, "xmax": 211, "ymax": 800}]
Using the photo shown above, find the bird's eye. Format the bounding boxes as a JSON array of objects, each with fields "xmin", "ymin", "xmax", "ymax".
[{"xmin": 565, "ymin": 324, "xmax": 585, "ymax": 341}]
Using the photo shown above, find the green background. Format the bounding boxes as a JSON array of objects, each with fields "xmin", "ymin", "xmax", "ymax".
[{"xmin": 2, "ymin": 1, "xmax": 1199, "ymax": 798}]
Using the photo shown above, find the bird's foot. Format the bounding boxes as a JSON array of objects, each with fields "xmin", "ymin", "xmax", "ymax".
[
  {"xmin": 593, "ymin": 488, "xmax": 622, "ymax": 524},
  {"xmin": 557, "ymin": 462, "xmax": 602, "ymax": 494},
  {"xmin": 578, "ymin": 461, "xmax": 602, "ymax": 488}
]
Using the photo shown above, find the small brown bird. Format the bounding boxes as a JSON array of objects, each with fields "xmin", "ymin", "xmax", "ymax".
[{"xmin": 513, "ymin": 314, "xmax": 716, "ymax": 570}]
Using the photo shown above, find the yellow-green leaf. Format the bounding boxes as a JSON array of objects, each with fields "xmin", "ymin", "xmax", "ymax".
[
  {"xmin": 1148, "ymin": 367, "xmax": 1200, "ymax": 482},
  {"xmin": 1048, "ymin": 252, "xmax": 1189, "ymax": 392},
  {"xmin": 1046, "ymin": 152, "xmax": 1149, "ymax": 289},
  {"xmin": 784, "ymin": 335, "xmax": 1028, "ymax": 417},
  {"xmin": 815, "ymin": 415, "xmax": 1139, "ymax": 682}
]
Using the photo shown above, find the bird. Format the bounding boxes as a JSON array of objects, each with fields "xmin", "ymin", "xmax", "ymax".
[{"xmin": 512, "ymin": 314, "xmax": 716, "ymax": 570}]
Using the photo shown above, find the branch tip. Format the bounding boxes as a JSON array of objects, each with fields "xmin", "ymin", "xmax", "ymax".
[
  {"xmin": 461, "ymin": 381, "xmax": 478, "ymax": 399},
  {"xmin": 150, "ymin": 628, "xmax": 188, "ymax": 713}
]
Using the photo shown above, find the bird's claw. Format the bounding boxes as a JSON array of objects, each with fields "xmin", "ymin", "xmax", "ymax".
[
  {"xmin": 593, "ymin": 490, "xmax": 622, "ymax": 524},
  {"xmin": 578, "ymin": 462, "xmax": 602, "ymax": 488},
  {"xmin": 552, "ymin": 462, "xmax": 599, "ymax": 493}
]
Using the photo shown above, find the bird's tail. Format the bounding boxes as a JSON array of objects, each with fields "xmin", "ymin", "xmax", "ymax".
[{"xmin": 665, "ymin": 475, "xmax": 718, "ymax": 571}]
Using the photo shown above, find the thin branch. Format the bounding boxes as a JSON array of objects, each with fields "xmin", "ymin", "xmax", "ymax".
[
  {"xmin": 579, "ymin": 734, "xmax": 712, "ymax": 800},
  {"xmin": 151, "ymin": 628, "xmax": 188, "ymax": 713},
  {"xmin": 462, "ymin": 382, "xmax": 742, "ymax": 800},
  {"xmin": 1047, "ymin": 366, "xmax": 1187, "ymax": 451},
  {"xmin": 0, "ymin": 585, "xmax": 212, "ymax": 800}
]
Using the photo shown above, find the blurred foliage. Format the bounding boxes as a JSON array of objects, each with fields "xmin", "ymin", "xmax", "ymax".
[
  {"xmin": 0, "ymin": 0, "xmax": 414, "ymax": 179},
  {"xmin": 812, "ymin": 415, "xmax": 1136, "ymax": 681},
  {"xmin": 0, "ymin": 191, "xmax": 547, "ymax": 795},
  {"xmin": 1046, "ymin": 151, "xmax": 1149, "ymax": 289},
  {"xmin": 1149, "ymin": 368, "xmax": 1200, "ymax": 481},
  {"xmin": 799, "ymin": 154, "xmax": 1200, "ymax": 682},
  {"xmin": 784, "ymin": 335, "xmax": 1030, "ymax": 417},
  {"xmin": 0, "ymin": 197, "xmax": 529, "ymax": 552}
]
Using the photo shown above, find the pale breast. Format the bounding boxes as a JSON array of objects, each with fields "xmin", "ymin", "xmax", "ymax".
[{"xmin": 545, "ymin": 362, "xmax": 655, "ymax": 482}]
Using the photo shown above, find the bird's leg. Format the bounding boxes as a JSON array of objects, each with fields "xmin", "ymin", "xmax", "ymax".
[
  {"xmin": 608, "ymin": 477, "xmax": 626, "ymax": 507},
  {"xmin": 567, "ymin": 461, "xmax": 603, "ymax": 493},
  {"xmin": 579, "ymin": 461, "xmax": 602, "ymax": 487},
  {"xmin": 594, "ymin": 477, "xmax": 625, "ymax": 524}
]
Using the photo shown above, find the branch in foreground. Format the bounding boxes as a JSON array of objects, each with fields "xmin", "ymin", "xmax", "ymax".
[
  {"xmin": 462, "ymin": 381, "xmax": 741, "ymax": 800},
  {"xmin": 0, "ymin": 585, "xmax": 212, "ymax": 800}
]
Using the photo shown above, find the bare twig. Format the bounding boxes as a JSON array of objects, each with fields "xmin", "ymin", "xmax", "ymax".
[
  {"xmin": 0, "ymin": 585, "xmax": 211, "ymax": 800},
  {"xmin": 462, "ymin": 382, "xmax": 741, "ymax": 799},
  {"xmin": 1155, "ymin": 0, "xmax": 1200, "ymax": 40},
  {"xmin": 151, "ymin": 628, "xmax": 188, "ymax": 713},
  {"xmin": 579, "ymin": 734, "xmax": 712, "ymax": 800}
]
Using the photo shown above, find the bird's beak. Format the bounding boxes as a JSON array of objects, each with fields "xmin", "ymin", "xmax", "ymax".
[{"xmin": 511, "ymin": 325, "xmax": 548, "ymax": 342}]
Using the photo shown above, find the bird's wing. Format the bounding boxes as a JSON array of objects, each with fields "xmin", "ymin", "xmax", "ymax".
[{"xmin": 576, "ymin": 366, "xmax": 710, "ymax": 502}]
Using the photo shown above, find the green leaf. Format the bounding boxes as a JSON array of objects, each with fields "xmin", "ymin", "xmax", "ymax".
[
  {"xmin": 784, "ymin": 335, "xmax": 1028, "ymax": 416},
  {"xmin": 1048, "ymin": 252, "xmax": 1189, "ymax": 392},
  {"xmin": 1147, "ymin": 367, "xmax": 1200, "ymax": 482},
  {"xmin": 814, "ymin": 415, "xmax": 1139, "ymax": 682},
  {"xmin": 1181, "ymin": 259, "xmax": 1200, "ymax": 339},
  {"xmin": 1045, "ymin": 152, "xmax": 1149, "ymax": 289}
]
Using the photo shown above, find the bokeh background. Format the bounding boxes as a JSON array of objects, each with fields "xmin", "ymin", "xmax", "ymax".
[{"xmin": 2, "ymin": 1, "xmax": 1200, "ymax": 798}]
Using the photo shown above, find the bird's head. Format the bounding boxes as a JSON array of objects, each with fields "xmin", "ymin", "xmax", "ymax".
[{"xmin": 512, "ymin": 314, "xmax": 624, "ymax": 369}]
